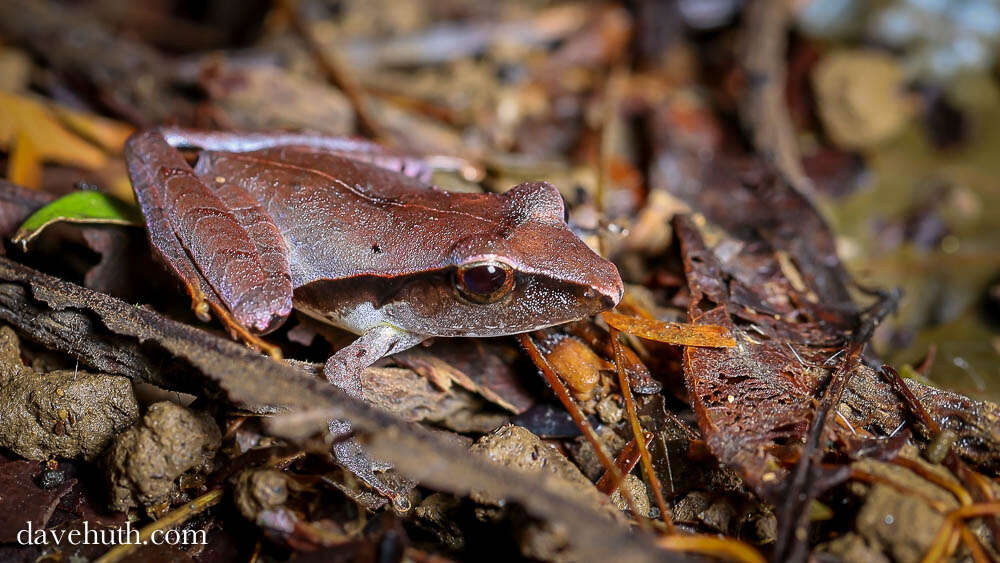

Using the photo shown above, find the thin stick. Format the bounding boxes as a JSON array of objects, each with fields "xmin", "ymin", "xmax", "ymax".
[
  {"xmin": 849, "ymin": 469, "xmax": 950, "ymax": 513},
  {"xmin": 880, "ymin": 365, "xmax": 940, "ymax": 434},
  {"xmin": 921, "ymin": 503, "xmax": 1000, "ymax": 563},
  {"xmin": 611, "ymin": 327, "xmax": 674, "ymax": 532},
  {"xmin": 892, "ymin": 457, "xmax": 972, "ymax": 507},
  {"xmin": 656, "ymin": 535, "xmax": 766, "ymax": 563},
  {"xmin": 280, "ymin": 0, "xmax": 386, "ymax": 141},
  {"xmin": 958, "ymin": 523, "xmax": 991, "ymax": 563},
  {"xmin": 596, "ymin": 431, "xmax": 652, "ymax": 495},
  {"xmin": 95, "ymin": 488, "xmax": 224, "ymax": 563},
  {"xmin": 517, "ymin": 333, "xmax": 646, "ymax": 526}
]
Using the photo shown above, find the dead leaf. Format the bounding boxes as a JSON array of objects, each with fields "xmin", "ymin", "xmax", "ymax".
[
  {"xmin": 6, "ymin": 131, "xmax": 42, "ymax": 189},
  {"xmin": 0, "ymin": 460, "xmax": 76, "ymax": 542},
  {"xmin": 0, "ymin": 91, "xmax": 108, "ymax": 171},
  {"xmin": 394, "ymin": 347, "xmax": 520, "ymax": 413},
  {"xmin": 602, "ymin": 311, "xmax": 735, "ymax": 347},
  {"xmin": 52, "ymin": 105, "xmax": 133, "ymax": 154}
]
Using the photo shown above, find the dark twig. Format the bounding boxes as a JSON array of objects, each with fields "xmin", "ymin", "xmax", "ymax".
[
  {"xmin": 280, "ymin": 0, "xmax": 387, "ymax": 141},
  {"xmin": 881, "ymin": 365, "xmax": 940, "ymax": 435},
  {"xmin": 772, "ymin": 288, "xmax": 901, "ymax": 563},
  {"xmin": 739, "ymin": 0, "xmax": 819, "ymax": 206}
]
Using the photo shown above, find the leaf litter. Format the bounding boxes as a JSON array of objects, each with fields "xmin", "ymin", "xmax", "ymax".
[{"xmin": 0, "ymin": 1, "xmax": 998, "ymax": 562}]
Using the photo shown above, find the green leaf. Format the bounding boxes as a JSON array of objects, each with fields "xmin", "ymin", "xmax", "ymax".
[{"xmin": 12, "ymin": 190, "xmax": 144, "ymax": 248}]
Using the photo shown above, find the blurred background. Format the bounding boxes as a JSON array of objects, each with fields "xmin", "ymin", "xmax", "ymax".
[{"xmin": 0, "ymin": 0, "xmax": 998, "ymax": 401}]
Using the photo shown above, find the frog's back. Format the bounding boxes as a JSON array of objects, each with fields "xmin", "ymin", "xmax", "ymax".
[{"xmin": 197, "ymin": 147, "xmax": 507, "ymax": 287}]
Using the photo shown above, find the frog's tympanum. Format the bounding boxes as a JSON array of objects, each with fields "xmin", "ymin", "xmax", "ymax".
[{"xmin": 125, "ymin": 128, "xmax": 623, "ymax": 507}]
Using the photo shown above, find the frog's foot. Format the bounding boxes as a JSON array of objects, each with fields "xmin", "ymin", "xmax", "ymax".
[
  {"xmin": 207, "ymin": 301, "xmax": 283, "ymax": 360},
  {"xmin": 325, "ymin": 360, "xmax": 409, "ymax": 510},
  {"xmin": 190, "ymin": 288, "xmax": 212, "ymax": 322},
  {"xmin": 329, "ymin": 419, "xmax": 411, "ymax": 512},
  {"xmin": 322, "ymin": 326, "xmax": 426, "ymax": 510},
  {"xmin": 182, "ymin": 286, "xmax": 282, "ymax": 359}
]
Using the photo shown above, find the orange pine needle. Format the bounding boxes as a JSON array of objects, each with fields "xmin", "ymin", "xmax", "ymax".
[
  {"xmin": 656, "ymin": 534, "xmax": 767, "ymax": 563},
  {"xmin": 921, "ymin": 502, "xmax": 1000, "ymax": 563},
  {"xmin": 958, "ymin": 523, "xmax": 991, "ymax": 563},
  {"xmin": 518, "ymin": 333, "xmax": 646, "ymax": 526},
  {"xmin": 611, "ymin": 328, "xmax": 674, "ymax": 532},
  {"xmin": 892, "ymin": 457, "xmax": 973, "ymax": 507},
  {"xmin": 596, "ymin": 431, "xmax": 653, "ymax": 495}
]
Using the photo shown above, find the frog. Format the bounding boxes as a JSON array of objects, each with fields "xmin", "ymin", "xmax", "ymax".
[{"xmin": 124, "ymin": 127, "xmax": 624, "ymax": 507}]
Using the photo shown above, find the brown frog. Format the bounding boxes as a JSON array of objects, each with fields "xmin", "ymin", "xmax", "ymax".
[{"xmin": 125, "ymin": 127, "xmax": 623, "ymax": 506}]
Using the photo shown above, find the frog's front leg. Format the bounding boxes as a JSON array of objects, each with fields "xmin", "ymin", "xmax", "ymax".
[{"xmin": 324, "ymin": 324, "xmax": 426, "ymax": 510}]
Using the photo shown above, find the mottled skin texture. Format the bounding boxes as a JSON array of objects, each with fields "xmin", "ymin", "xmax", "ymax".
[
  {"xmin": 198, "ymin": 148, "xmax": 621, "ymax": 336},
  {"xmin": 125, "ymin": 127, "xmax": 624, "ymax": 505}
]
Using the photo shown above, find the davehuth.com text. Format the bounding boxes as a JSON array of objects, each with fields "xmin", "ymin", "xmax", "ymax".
[{"xmin": 16, "ymin": 521, "xmax": 207, "ymax": 547}]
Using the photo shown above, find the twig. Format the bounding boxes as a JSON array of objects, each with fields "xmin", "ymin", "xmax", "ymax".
[
  {"xmin": 848, "ymin": 469, "xmax": 951, "ymax": 513},
  {"xmin": 957, "ymin": 524, "xmax": 992, "ymax": 563},
  {"xmin": 596, "ymin": 431, "xmax": 653, "ymax": 495},
  {"xmin": 611, "ymin": 327, "xmax": 674, "ymax": 532},
  {"xmin": 95, "ymin": 488, "xmax": 224, "ymax": 563},
  {"xmin": 517, "ymin": 333, "xmax": 646, "ymax": 527},
  {"xmin": 280, "ymin": 0, "xmax": 387, "ymax": 141},
  {"xmin": 880, "ymin": 365, "xmax": 940, "ymax": 435},
  {"xmin": 739, "ymin": 0, "xmax": 819, "ymax": 206},
  {"xmin": 891, "ymin": 457, "xmax": 972, "ymax": 507}
]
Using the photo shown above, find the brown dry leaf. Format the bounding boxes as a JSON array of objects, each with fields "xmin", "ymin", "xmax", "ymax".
[
  {"xmin": 394, "ymin": 347, "xmax": 520, "ymax": 413},
  {"xmin": 0, "ymin": 91, "xmax": 108, "ymax": 171},
  {"xmin": 52, "ymin": 105, "xmax": 133, "ymax": 154},
  {"xmin": 394, "ymin": 347, "xmax": 461, "ymax": 391},
  {"xmin": 0, "ymin": 460, "xmax": 76, "ymax": 542},
  {"xmin": 674, "ymin": 213, "xmax": 844, "ymax": 499},
  {"xmin": 427, "ymin": 340, "xmax": 536, "ymax": 414},
  {"xmin": 602, "ymin": 311, "xmax": 736, "ymax": 347},
  {"xmin": 7, "ymin": 131, "xmax": 41, "ymax": 189}
]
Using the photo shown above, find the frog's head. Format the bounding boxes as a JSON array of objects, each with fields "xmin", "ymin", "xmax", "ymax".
[{"xmin": 383, "ymin": 182, "xmax": 623, "ymax": 337}]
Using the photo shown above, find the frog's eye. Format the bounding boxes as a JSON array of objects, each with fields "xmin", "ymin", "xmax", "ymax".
[{"xmin": 455, "ymin": 261, "xmax": 514, "ymax": 303}]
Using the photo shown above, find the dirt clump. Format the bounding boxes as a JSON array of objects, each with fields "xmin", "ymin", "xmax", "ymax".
[
  {"xmin": 0, "ymin": 325, "xmax": 138, "ymax": 461},
  {"xmin": 105, "ymin": 401, "xmax": 220, "ymax": 511}
]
